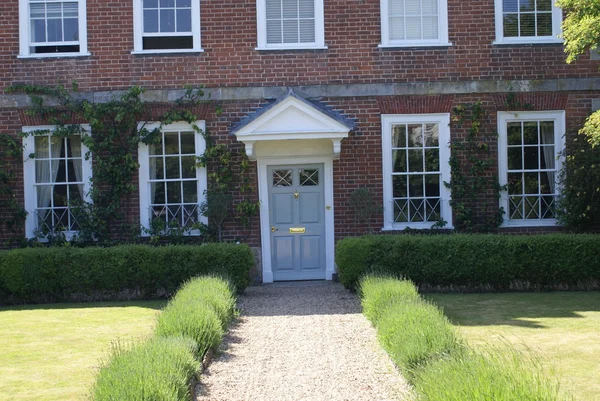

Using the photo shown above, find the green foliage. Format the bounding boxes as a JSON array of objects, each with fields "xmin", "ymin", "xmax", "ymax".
[
  {"xmin": 93, "ymin": 336, "xmax": 200, "ymax": 401},
  {"xmin": 360, "ymin": 276, "xmax": 572, "ymax": 401},
  {"xmin": 360, "ymin": 276, "xmax": 458, "ymax": 372},
  {"xmin": 556, "ymin": 0, "xmax": 600, "ymax": 63},
  {"xmin": 446, "ymin": 102, "xmax": 504, "ymax": 231},
  {"xmin": 199, "ymin": 190, "xmax": 233, "ymax": 242},
  {"xmin": 0, "ymin": 134, "xmax": 27, "ymax": 245},
  {"xmin": 349, "ymin": 188, "xmax": 383, "ymax": 232},
  {"xmin": 412, "ymin": 349, "xmax": 570, "ymax": 401},
  {"xmin": 582, "ymin": 110, "xmax": 600, "ymax": 148},
  {"xmin": 156, "ymin": 276, "xmax": 236, "ymax": 357},
  {"xmin": 0, "ymin": 243, "xmax": 253, "ymax": 304},
  {"xmin": 336, "ymin": 234, "xmax": 600, "ymax": 291},
  {"xmin": 556, "ymin": 131, "xmax": 600, "ymax": 230},
  {"xmin": 359, "ymin": 275, "xmax": 419, "ymax": 324}
]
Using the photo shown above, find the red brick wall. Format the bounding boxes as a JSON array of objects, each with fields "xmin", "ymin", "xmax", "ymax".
[
  {"xmin": 0, "ymin": 0, "xmax": 598, "ymax": 91},
  {"xmin": 1, "ymin": 91, "xmax": 599, "ymax": 245}
]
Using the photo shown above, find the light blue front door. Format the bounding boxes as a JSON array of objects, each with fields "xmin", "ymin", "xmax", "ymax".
[{"xmin": 268, "ymin": 164, "xmax": 326, "ymax": 281}]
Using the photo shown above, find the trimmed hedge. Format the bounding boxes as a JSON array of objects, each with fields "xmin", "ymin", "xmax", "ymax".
[
  {"xmin": 360, "ymin": 276, "xmax": 459, "ymax": 372},
  {"xmin": 93, "ymin": 336, "xmax": 200, "ymax": 401},
  {"xmin": 0, "ymin": 243, "xmax": 254, "ymax": 304},
  {"xmin": 156, "ymin": 277, "xmax": 236, "ymax": 357},
  {"xmin": 360, "ymin": 275, "xmax": 571, "ymax": 401},
  {"xmin": 93, "ymin": 275, "xmax": 237, "ymax": 401},
  {"xmin": 337, "ymin": 234, "xmax": 600, "ymax": 291}
]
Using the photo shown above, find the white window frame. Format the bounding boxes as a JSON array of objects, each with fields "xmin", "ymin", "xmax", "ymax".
[
  {"xmin": 18, "ymin": 0, "xmax": 89, "ymax": 58},
  {"xmin": 132, "ymin": 0, "xmax": 203, "ymax": 54},
  {"xmin": 256, "ymin": 0, "xmax": 326, "ymax": 50},
  {"xmin": 22, "ymin": 125, "xmax": 93, "ymax": 239},
  {"xmin": 382, "ymin": 114, "xmax": 453, "ymax": 230},
  {"xmin": 493, "ymin": 0, "xmax": 562, "ymax": 45},
  {"xmin": 138, "ymin": 121, "xmax": 207, "ymax": 236},
  {"xmin": 379, "ymin": 0, "xmax": 450, "ymax": 48},
  {"xmin": 497, "ymin": 110, "xmax": 565, "ymax": 227}
]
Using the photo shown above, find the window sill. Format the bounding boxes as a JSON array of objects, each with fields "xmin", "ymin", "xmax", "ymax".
[
  {"xmin": 139, "ymin": 230, "xmax": 202, "ymax": 237},
  {"xmin": 255, "ymin": 46, "xmax": 328, "ymax": 51},
  {"xmin": 378, "ymin": 42, "xmax": 452, "ymax": 49},
  {"xmin": 382, "ymin": 223, "xmax": 454, "ymax": 231},
  {"xmin": 493, "ymin": 39, "xmax": 563, "ymax": 46},
  {"xmin": 499, "ymin": 219, "xmax": 559, "ymax": 228},
  {"xmin": 18, "ymin": 52, "xmax": 92, "ymax": 59},
  {"xmin": 131, "ymin": 49, "xmax": 205, "ymax": 55}
]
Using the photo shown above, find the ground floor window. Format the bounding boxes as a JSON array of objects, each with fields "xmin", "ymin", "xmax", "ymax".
[
  {"xmin": 381, "ymin": 114, "xmax": 452, "ymax": 229},
  {"xmin": 22, "ymin": 125, "xmax": 92, "ymax": 238},
  {"xmin": 138, "ymin": 121, "xmax": 207, "ymax": 235},
  {"xmin": 497, "ymin": 111, "xmax": 565, "ymax": 226}
]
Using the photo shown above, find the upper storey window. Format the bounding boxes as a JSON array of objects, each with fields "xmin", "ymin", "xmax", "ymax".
[
  {"xmin": 256, "ymin": 0, "xmax": 326, "ymax": 50},
  {"xmin": 494, "ymin": 0, "xmax": 562, "ymax": 44},
  {"xmin": 380, "ymin": 0, "xmax": 450, "ymax": 47},
  {"xmin": 133, "ymin": 0, "xmax": 202, "ymax": 53},
  {"xmin": 18, "ymin": 0, "xmax": 89, "ymax": 57}
]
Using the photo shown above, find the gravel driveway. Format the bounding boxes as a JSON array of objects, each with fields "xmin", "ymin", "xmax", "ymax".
[{"xmin": 197, "ymin": 282, "xmax": 412, "ymax": 401}]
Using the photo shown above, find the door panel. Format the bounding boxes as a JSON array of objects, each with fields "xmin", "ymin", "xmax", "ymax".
[
  {"xmin": 269, "ymin": 164, "xmax": 326, "ymax": 281},
  {"xmin": 300, "ymin": 236, "xmax": 321, "ymax": 270},
  {"xmin": 299, "ymin": 192, "xmax": 320, "ymax": 223},
  {"xmin": 272, "ymin": 193, "xmax": 294, "ymax": 224},
  {"xmin": 273, "ymin": 236, "xmax": 294, "ymax": 271}
]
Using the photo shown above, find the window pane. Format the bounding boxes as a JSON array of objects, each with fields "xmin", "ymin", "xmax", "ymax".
[
  {"xmin": 408, "ymin": 149, "xmax": 423, "ymax": 172},
  {"xmin": 507, "ymin": 122, "xmax": 522, "ymax": 145},
  {"xmin": 164, "ymin": 133, "xmax": 179, "ymax": 154},
  {"xmin": 405, "ymin": 17, "xmax": 421, "ymax": 40},
  {"xmin": 507, "ymin": 147, "xmax": 522, "ymax": 170},
  {"xmin": 519, "ymin": 0, "xmax": 534, "ymax": 12},
  {"xmin": 151, "ymin": 182, "xmax": 165, "ymax": 204},
  {"xmin": 422, "ymin": 0, "xmax": 437, "ymax": 14},
  {"xmin": 266, "ymin": 0, "xmax": 282, "ymax": 19},
  {"xmin": 53, "ymin": 160, "xmax": 65, "ymax": 183},
  {"xmin": 53, "ymin": 185, "xmax": 68, "ymax": 206},
  {"xmin": 62, "ymin": 18, "xmax": 78, "ymax": 41},
  {"xmin": 422, "ymin": 16, "xmax": 438, "ymax": 39},
  {"xmin": 32, "ymin": 19, "xmax": 47, "ymax": 43},
  {"xmin": 273, "ymin": 170, "xmax": 293, "ymax": 187},
  {"xmin": 67, "ymin": 136, "xmax": 82, "ymax": 157},
  {"xmin": 508, "ymin": 172, "xmax": 523, "ymax": 195},
  {"xmin": 520, "ymin": 13, "xmax": 535, "ymax": 37},
  {"xmin": 523, "ymin": 122, "xmax": 538, "ymax": 144},
  {"xmin": 165, "ymin": 157, "xmax": 180, "ymax": 179},
  {"xmin": 503, "ymin": 14, "xmax": 518, "ymax": 37},
  {"xmin": 282, "ymin": 19, "xmax": 299, "ymax": 43},
  {"xmin": 180, "ymin": 132, "xmax": 195, "ymax": 154},
  {"xmin": 424, "ymin": 149, "xmax": 439, "ymax": 172},
  {"xmin": 161, "ymin": 0, "xmax": 175, "ymax": 7},
  {"xmin": 509, "ymin": 196, "xmax": 524, "ymax": 219},
  {"xmin": 425, "ymin": 175, "xmax": 440, "ymax": 197},
  {"xmin": 182, "ymin": 181, "xmax": 197, "ymax": 203},
  {"xmin": 181, "ymin": 156, "xmax": 196, "ymax": 179},
  {"xmin": 503, "ymin": 0, "xmax": 518, "ymax": 11},
  {"xmin": 150, "ymin": 157, "xmax": 164, "ymax": 179},
  {"xmin": 282, "ymin": 0, "xmax": 298, "ymax": 18},
  {"xmin": 299, "ymin": 0, "xmax": 314, "ymax": 18},
  {"xmin": 424, "ymin": 124, "xmax": 439, "ymax": 147},
  {"xmin": 394, "ymin": 199, "xmax": 408, "ymax": 222},
  {"xmin": 389, "ymin": 16, "xmax": 405, "ymax": 40},
  {"xmin": 176, "ymin": 8, "xmax": 191, "ymax": 32},
  {"xmin": 144, "ymin": 10, "xmax": 159, "ymax": 33},
  {"xmin": 69, "ymin": 183, "xmax": 83, "ymax": 201},
  {"xmin": 266, "ymin": 20, "xmax": 282, "ymax": 44},
  {"xmin": 410, "ymin": 199, "xmax": 425, "ymax": 222},
  {"xmin": 524, "ymin": 172, "xmax": 539, "ymax": 194},
  {"xmin": 300, "ymin": 169, "xmax": 319, "ymax": 186},
  {"xmin": 145, "ymin": 0, "xmax": 159, "ymax": 7},
  {"xmin": 392, "ymin": 125, "xmax": 407, "ymax": 148},
  {"xmin": 177, "ymin": 0, "xmax": 191, "ymax": 7},
  {"xmin": 299, "ymin": 19, "xmax": 315, "ymax": 43},
  {"xmin": 407, "ymin": 124, "xmax": 423, "ymax": 147},
  {"xmin": 36, "ymin": 160, "xmax": 51, "ymax": 183},
  {"xmin": 160, "ymin": 9, "xmax": 176, "ymax": 33},
  {"xmin": 540, "ymin": 172, "xmax": 553, "ymax": 194},
  {"xmin": 392, "ymin": 150, "xmax": 407, "ymax": 173},
  {"xmin": 167, "ymin": 181, "xmax": 182, "ymax": 203},
  {"xmin": 47, "ymin": 18, "xmax": 63, "ymax": 42},
  {"xmin": 523, "ymin": 146, "xmax": 539, "ymax": 170},
  {"xmin": 537, "ymin": 13, "xmax": 552, "ymax": 36},
  {"xmin": 537, "ymin": 0, "xmax": 551, "ymax": 11},
  {"xmin": 408, "ymin": 175, "xmax": 424, "ymax": 197},
  {"xmin": 393, "ymin": 175, "xmax": 408, "ymax": 198},
  {"xmin": 35, "ymin": 136, "xmax": 50, "ymax": 158},
  {"xmin": 540, "ymin": 146, "xmax": 555, "ymax": 169}
]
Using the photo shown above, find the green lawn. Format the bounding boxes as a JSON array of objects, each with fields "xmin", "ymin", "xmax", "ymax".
[
  {"xmin": 428, "ymin": 292, "xmax": 600, "ymax": 401},
  {"xmin": 0, "ymin": 301, "xmax": 164, "ymax": 401}
]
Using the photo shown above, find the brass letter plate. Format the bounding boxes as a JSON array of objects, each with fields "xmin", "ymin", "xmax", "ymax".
[{"xmin": 289, "ymin": 227, "xmax": 306, "ymax": 234}]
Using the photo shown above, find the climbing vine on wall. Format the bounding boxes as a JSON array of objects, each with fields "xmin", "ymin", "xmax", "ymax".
[
  {"xmin": 445, "ymin": 101, "xmax": 505, "ymax": 232},
  {"xmin": 6, "ymin": 83, "xmax": 259, "ymax": 245},
  {"xmin": 0, "ymin": 133, "xmax": 27, "ymax": 246}
]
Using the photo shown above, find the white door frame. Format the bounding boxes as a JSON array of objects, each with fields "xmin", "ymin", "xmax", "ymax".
[{"xmin": 258, "ymin": 155, "xmax": 335, "ymax": 283}]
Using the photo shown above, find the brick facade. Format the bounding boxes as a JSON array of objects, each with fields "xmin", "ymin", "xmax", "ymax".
[{"xmin": 0, "ymin": 0, "xmax": 599, "ymax": 252}]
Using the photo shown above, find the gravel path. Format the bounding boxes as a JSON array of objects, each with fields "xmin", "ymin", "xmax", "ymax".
[{"xmin": 197, "ymin": 282, "xmax": 413, "ymax": 401}]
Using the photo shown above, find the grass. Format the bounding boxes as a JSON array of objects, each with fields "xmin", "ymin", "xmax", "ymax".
[
  {"xmin": 0, "ymin": 301, "xmax": 163, "ymax": 401},
  {"xmin": 428, "ymin": 292, "xmax": 600, "ymax": 401}
]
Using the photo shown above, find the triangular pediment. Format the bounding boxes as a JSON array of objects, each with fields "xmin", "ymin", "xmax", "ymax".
[{"xmin": 231, "ymin": 90, "xmax": 353, "ymax": 141}]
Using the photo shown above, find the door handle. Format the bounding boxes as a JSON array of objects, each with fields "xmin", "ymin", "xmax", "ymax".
[{"xmin": 271, "ymin": 226, "xmax": 279, "ymax": 232}]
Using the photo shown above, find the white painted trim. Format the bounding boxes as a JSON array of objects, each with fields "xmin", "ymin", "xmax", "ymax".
[
  {"xmin": 256, "ymin": 0, "xmax": 325, "ymax": 50},
  {"xmin": 380, "ymin": 0, "xmax": 449, "ymax": 47},
  {"xmin": 381, "ymin": 114, "xmax": 453, "ymax": 230},
  {"xmin": 493, "ymin": 0, "xmax": 563, "ymax": 45},
  {"xmin": 19, "ymin": 0, "xmax": 88, "ymax": 57},
  {"xmin": 133, "ymin": 0, "xmax": 202, "ymax": 53},
  {"xmin": 497, "ymin": 110, "xmax": 565, "ymax": 227},
  {"xmin": 22, "ymin": 124, "xmax": 92, "ymax": 239},
  {"xmin": 257, "ymin": 155, "xmax": 335, "ymax": 283},
  {"xmin": 137, "ymin": 121, "xmax": 207, "ymax": 236}
]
